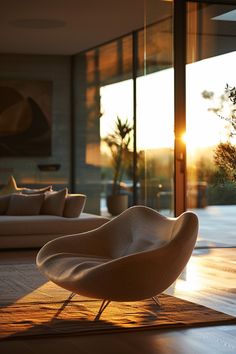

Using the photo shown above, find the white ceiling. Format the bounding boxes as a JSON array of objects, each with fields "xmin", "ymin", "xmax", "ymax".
[
  {"xmin": 1, "ymin": 1, "xmax": 236, "ymax": 56},
  {"xmin": 0, "ymin": 0, "xmax": 146, "ymax": 55}
]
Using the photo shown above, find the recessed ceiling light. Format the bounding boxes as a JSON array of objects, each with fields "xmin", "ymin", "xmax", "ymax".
[
  {"xmin": 212, "ymin": 9, "xmax": 236, "ymax": 21},
  {"xmin": 9, "ymin": 18, "xmax": 66, "ymax": 29}
]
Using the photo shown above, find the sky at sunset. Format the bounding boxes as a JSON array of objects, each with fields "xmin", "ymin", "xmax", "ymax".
[{"xmin": 100, "ymin": 51, "xmax": 236, "ymax": 152}]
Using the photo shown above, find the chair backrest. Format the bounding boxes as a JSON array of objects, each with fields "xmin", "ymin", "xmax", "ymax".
[
  {"xmin": 114, "ymin": 207, "xmax": 199, "ymax": 300},
  {"xmin": 97, "ymin": 207, "xmax": 199, "ymax": 301},
  {"xmin": 118, "ymin": 206, "xmax": 176, "ymax": 256},
  {"xmin": 111, "ymin": 206, "xmax": 198, "ymax": 256},
  {"xmin": 148, "ymin": 210, "xmax": 199, "ymax": 296}
]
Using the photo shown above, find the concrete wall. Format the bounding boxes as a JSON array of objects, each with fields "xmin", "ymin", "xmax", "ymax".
[{"xmin": 0, "ymin": 54, "xmax": 71, "ymax": 190}]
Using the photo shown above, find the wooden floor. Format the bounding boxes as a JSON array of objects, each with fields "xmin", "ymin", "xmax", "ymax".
[{"xmin": 0, "ymin": 248, "xmax": 235, "ymax": 354}]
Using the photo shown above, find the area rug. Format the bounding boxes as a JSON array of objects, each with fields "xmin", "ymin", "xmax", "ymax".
[{"xmin": 0, "ymin": 263, "xmax": 236, "ymax": 341}]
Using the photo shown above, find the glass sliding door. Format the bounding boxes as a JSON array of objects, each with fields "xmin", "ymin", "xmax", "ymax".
[
  {"xmin": 141, "ymin": 0, "xmax": 174, "ymax": 215},
  {"xmin": 186, "ymin": 1, "xmax": 236, "ymax": 246}
]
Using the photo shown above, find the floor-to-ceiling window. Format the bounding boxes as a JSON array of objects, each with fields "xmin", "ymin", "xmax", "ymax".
[
  {"xmin": 186, "ymin": 1, "xmax": 236, "ymax": 246},
  {"xmin": 74, "ymin": 0, "xmax": 174, "ymax": 216},
  {"xmin": 140, "ymin": 0, "xmax": 174, "ymax": 215},
  {"xmin": 73, "ymin": 36, "xmax": 133, "ymax": 214}
]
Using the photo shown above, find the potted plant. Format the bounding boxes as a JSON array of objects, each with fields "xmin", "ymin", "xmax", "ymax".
[{"xmin": 104, "ymin": 116, "xmax": 133, "ymax": 215}]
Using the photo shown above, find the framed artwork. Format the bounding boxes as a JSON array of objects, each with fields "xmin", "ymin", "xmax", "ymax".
[{"xmin": 0, "ymin": 79, "xmax": 53, "ymax": 156}]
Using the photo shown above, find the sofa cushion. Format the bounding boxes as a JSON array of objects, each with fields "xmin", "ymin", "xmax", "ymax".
[
  {"xmin": 0, "ymin": 213, "xmax": 109, "ymax": 237},
  {"xmin": 41, "ymin": 188, "xmax": 67, "ymax": 216},
  {"xmin": 0, "ymin": 195, "xmax": 11, "ymax": 214},
  {"xmin": 63, "ymin": 194, "xmax": 86, "ymax": 218},
  {"xmin": 6, "ymin": 193, "xmax": 45, "ymax": 216}
]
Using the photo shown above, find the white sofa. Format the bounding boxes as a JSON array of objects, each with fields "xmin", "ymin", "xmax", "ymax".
[
  {"xmin": 0, "ymin": 178, "xmax": 110, "ymax": 249},
  {"xmin": 0, "ymin": 213, "xmax": 109, "ymax": 249}
]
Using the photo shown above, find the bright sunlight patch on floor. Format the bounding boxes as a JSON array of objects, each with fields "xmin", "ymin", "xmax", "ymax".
[{"xmin": 175, "ymin": 259, "xmax": 203, "ymax": 292}]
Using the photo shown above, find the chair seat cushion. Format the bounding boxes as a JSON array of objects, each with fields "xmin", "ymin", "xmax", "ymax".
[{"xmin": 41, "ymin": 253, "xmax": 112, "ymax": 287}]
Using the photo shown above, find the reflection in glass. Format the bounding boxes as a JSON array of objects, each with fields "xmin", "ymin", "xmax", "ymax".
[
  {"xmin": 141, "ymin": 0, "xmax": 174, "ymax": 215},
  {"xmin": 186, "ymin": 2, "xmax": 236, "ymax": 246}
]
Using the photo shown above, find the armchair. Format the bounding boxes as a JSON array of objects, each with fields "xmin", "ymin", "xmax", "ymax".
[{"xmin": 36, "ymin": 206, "xmax": 198, "ymax": 319}]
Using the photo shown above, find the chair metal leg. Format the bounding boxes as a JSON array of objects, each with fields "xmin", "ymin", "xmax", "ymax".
[
  {"xmin": 95, "ymin": 300, "xmax": 111, "ymax": 320},
  {"xmin": 152, "ymin": 296, "xmax": 161, "ymax": 307},
  {"xmin": 53, "ymin": 292, "xmax": 76, "ymax": 318},
  {"xmin": 68, "ymin": 292, "xmax": 76, "ymax": 301}
]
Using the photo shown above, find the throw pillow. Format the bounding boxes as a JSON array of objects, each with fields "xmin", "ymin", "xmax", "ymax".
[
  {"xmin": 6, "ymin": 193, "xmax": 45, "ymax": 216},
  {"xmin": 63, "ymin": 194, "xmax": 87, "ymax": 218},
  {"xmin": 0, "ymin": 194, "xmax": 11, "ymax": 214},
  {"xmin": 0, "ymin": 175, "xmax": 52, "ymax": 196},
  {"xmin": 40, "ymin": 188, "xmax": 68, "ymax": 216},
  {"xmin": 0, "ymin": 176, "xmax": 19, "ymax": 195}
]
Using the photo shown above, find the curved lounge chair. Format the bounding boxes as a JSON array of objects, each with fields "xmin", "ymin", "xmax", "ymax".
[{"xmin": 36, "ymin": 206, "xmax": 198, "ymax": 319}]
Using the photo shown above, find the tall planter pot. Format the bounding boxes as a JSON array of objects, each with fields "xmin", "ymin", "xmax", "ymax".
[{"xmin": 107, "ymin": 194, "xmax": 128, "ymax": 216}]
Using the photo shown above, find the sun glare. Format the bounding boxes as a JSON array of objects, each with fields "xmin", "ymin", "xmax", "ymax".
[{"xmin": 181, "ymin": 133, "xmax": 187, "ymax": 144}]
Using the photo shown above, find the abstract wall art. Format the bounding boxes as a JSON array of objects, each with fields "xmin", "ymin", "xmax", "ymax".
[{"xmin": 0, "ymin": 79, "xmax": 53, "ymax": 157}]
